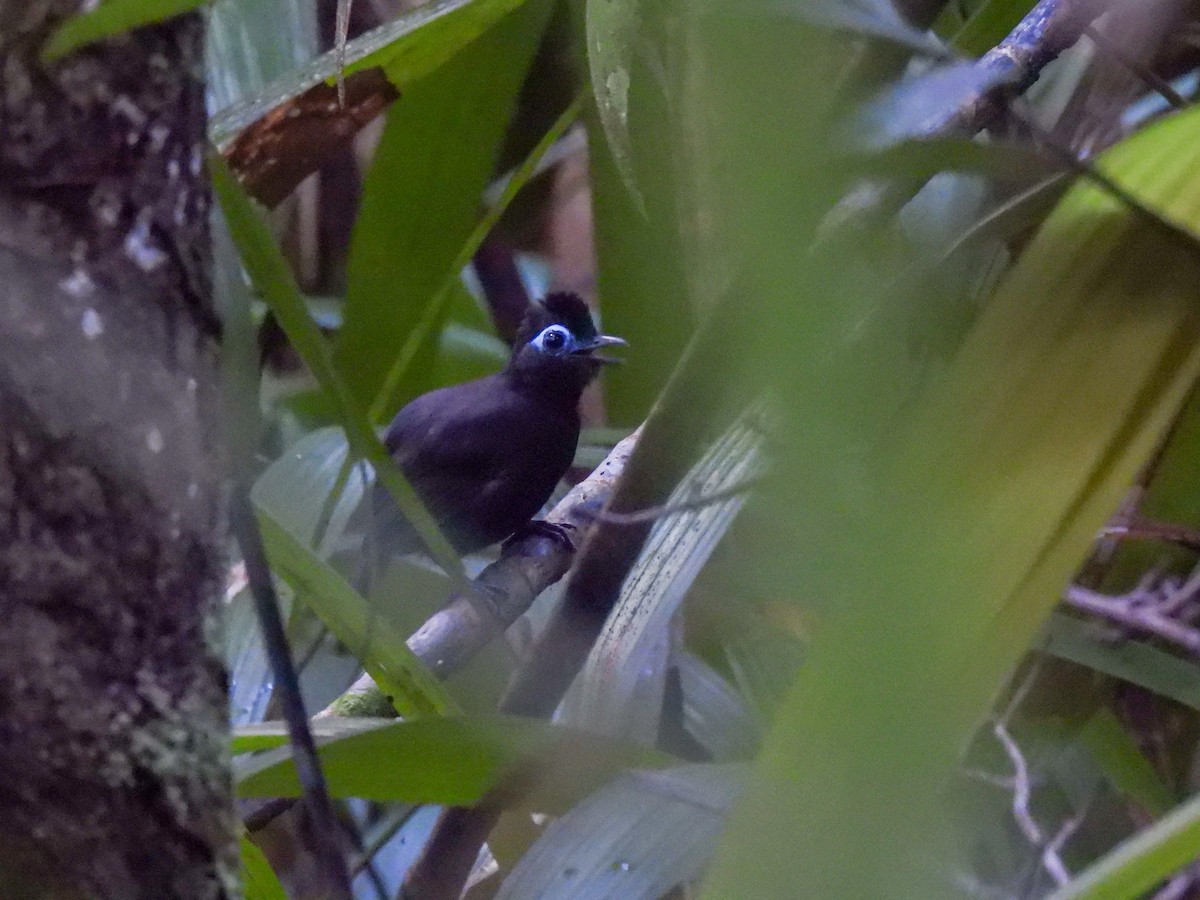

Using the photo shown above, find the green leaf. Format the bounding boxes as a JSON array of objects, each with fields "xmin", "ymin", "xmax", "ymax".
[
  {"xmin": 232, "ymin": 718, "xmax": 400, "ymax": 754},
  {"xmin": 1139, "ymin": 383, "xmax": 1200, "ymax": 536},
  {"xmin": 709, "ymin": 0, "xmax": 954, "ymax": 61},
  {"xmin": 1049, "ymin": 791, "xmax": 1200, "ymax": 900},
  {"xmin": 42, "ymin": 0, "xmax": 208, "ymax": 61},
  {"xmin": 1078, "ymin": 708, "xmax": 1175, "ymax": 817},
  {"xmin": 240, "ymin": 835, "xmax": 287, "ymax": 900},
  {"xmin": 251, "ymin": 427, "xmax": 363, "ymax": 556},
  {"xmin": 586, "ymin": 114, "xmax": 693, "ymax": 425},
  {"xmin": 1040, "ymin": 611, "xmax": 1200, "ymax": 713},
  {"xmin": 562, "ymin": 415, "xmax": 764, "ymax": 743},
  {"xmin": 703, "ymin": 98, "xmax": 1200, "ymax": 900},
  {"xmin": 496, "ymin": 765, "xmax": 742, "ymax": 899},
  {"xmin": 236, "ymin": 716, "xmax": 670, "ymax": 812},
  {"xmin": 366, "ymin": 90, "xmax": 584, "ymax": 419},
  {"xmin": 255, "ymin": 509, "xmax": 459, "ymax": 718},
  {"xmin": 586, "ymin": 0, "xmax": 643, "ymax": 209},
  {"xmin": 211, "ymin": 155, "xmax": 464, "ymax": 580},
  {"xmin": 210, "ymin": 0, "xmax": 536, "ymax": 149},
  {"xmin": 207, "ymin": 0, "xmax": 319, "ymax": 112},
  {"xmin": 334, "ymin": 0, "xmax": 552, "ymax": 407},
  {"xmin": 676, "ymin": 652, "xmax": 762, "ymax": 761},
  {"xmin": 950, "ymin": 0, "xmax": 1034, "ymax": 56}
]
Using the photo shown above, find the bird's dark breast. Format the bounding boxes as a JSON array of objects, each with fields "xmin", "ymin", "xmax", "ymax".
[{"xmin": 374, "ymin": 376, "xmax": 580, "ymax": 557}]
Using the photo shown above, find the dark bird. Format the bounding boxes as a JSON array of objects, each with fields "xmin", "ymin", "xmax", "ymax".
[{"xmin": 351, "ymin": 291, "xmax": 625, "ymax": 581}]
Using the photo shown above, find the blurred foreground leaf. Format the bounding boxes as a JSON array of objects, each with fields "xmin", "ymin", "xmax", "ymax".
[
  {"xmin": 705, "ymin": 95, "xmax": 1200, "ymax": 899},
  {"xmin": 43, "ymin": 0, "xmax": 207, "ymax": 61}
]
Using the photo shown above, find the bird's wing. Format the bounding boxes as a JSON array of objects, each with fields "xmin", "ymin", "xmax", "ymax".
[
  {"xmin": 373, "ymin": 377, "xmax": 538, "ymax": 552},
  {"xmin": 385, "ymin": 377, "xmax": 516, "ymax": 488}
]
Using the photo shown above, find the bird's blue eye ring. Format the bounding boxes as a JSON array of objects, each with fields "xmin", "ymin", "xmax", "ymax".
[{"xmin": 534, "ymin": 325, "xmax": 571, "ymax": 354}]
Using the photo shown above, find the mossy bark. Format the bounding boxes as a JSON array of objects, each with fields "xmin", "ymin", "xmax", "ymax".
[{"xmin": 0, "ymin": 3, "xmax": 235, "ymax": 897}]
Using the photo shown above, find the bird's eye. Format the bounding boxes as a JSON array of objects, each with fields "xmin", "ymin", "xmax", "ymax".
[{"xmin": 535, "ymin": 325, "xmax": 570, "ymax": 353}]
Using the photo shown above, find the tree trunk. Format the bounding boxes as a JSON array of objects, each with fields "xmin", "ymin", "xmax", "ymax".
[{"xmin": 0, "ymin": 3, "xmax": 235, "ymax": 897}]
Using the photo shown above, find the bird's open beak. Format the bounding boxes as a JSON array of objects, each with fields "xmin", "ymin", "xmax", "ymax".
[{"xmin": 576, "ymin": 334, "xmax": 627, "ymax": 364}]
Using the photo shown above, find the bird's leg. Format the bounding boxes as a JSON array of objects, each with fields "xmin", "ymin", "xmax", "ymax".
[{"xmin": 503, "ymin": 520, "xmax": 578, "ymax": 554}]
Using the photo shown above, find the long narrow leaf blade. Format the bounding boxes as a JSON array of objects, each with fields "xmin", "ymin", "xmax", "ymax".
[
  {"xmin": 211, "ymin": 155, "xmax": 464, "ymax": 580},
  {"xmin": 1049, "ymin": 791, "xmax": 1200, "ymax": 900},
  {"xmin": 256, "ymin": 510, "xmax": 459, "ymax": 718}
]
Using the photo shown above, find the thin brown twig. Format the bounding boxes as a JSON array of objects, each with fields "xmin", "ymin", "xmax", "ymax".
[
  {"xmin": 1103, "ymin": 517, "xmax": 1200, "ymax": 552},
  {"xmin": 588, "ymin": 475, "xmax": 764, "ymax": 526}
]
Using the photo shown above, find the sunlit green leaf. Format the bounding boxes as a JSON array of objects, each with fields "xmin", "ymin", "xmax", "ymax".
[
  {"xmin": 232, "ymin": 718, "xmax": 400, "ymax": 754},
  {"xmin": 1050, "ymin": 791, "xmax": 1200, "ymax": 900},
  {"xmin": 236, "ymin": 716, "xmax": 670, "ymax": 812},
  {"xmin": 255, "ymin": 509, "xmax": 459, "ymax": 718},
  {"xmin": 241, "ymin": 835, "xmax": 287, "ymax": 900}
]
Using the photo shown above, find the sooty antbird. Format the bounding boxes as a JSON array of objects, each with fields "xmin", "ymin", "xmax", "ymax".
[{"xmin": 349, "ymin": 292, "xmax": 625, "ymax": 583}]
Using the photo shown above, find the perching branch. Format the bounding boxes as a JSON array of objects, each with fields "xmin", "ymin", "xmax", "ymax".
[
  {"xmin": 921, "ymin": 0, "xmax": 1119, "ymax": 138},
  {"xmin": 822, "ymin": 0, "xmax": 1117, "ymax": 239},
  {"xmin": 323, "ymin": 427, "xmax": 642, "ymax": 719},
  {"xmin": 245, "ymin": 429, "xmax": 644, "ymax": 837}
]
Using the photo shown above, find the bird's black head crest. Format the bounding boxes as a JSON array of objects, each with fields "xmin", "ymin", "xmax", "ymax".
[
  {"xmin": 538, "ymin": 292, "xmax": 598, "ymax": 342},
  {"xmin": 507, "ymin": 292, "xmax": 623, "ymax": 397}
]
